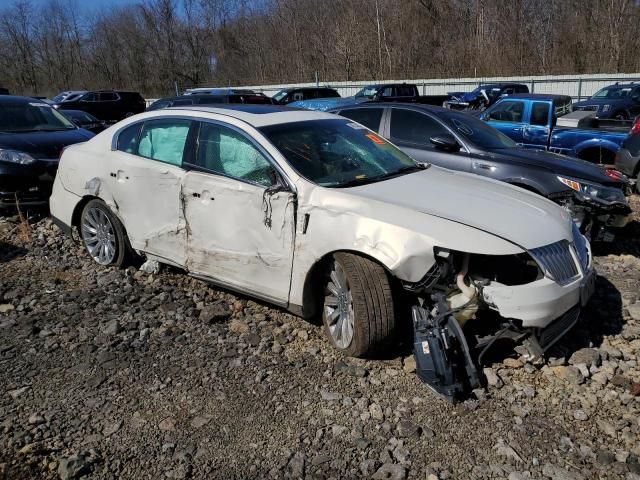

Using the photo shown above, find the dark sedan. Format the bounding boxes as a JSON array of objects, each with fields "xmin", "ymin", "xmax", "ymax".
[
  {"xmin": 0, "ymin": 96, "xmax": 94, "ymax": 210},
  {"xmin": 330, "ymin": 103, "xmax": 631, "ymax": 241},
  {"xmin": 61, "ymin": 110, "xmax": 107, "ymax": 134}
]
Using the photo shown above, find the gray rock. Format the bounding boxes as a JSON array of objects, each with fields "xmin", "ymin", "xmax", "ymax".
[
  {"xmin": 569, "ymin": 348, "xmax": 601, "ymax": 368},
  {"xmin": 396, "ymin": 419, "xmax": 421, "ymax": 438},
  {"xmin": 493, "ymin": 439, "xmax": 523, "ymax": 463},
  {"xmin": 287, "ymin": 452, "xmax": 305, "ymax": 478},
  {"xmin": 542, "ymin": 463, "xmax": 583, "ymax": 480},
  {"xmin": 28, "ymin": 413, "xmax": 45, "ymax": 425},
  {"xmin": 573, "ymin": 409, "xmax": 589, "ymax": 421},
  {"xmin": 58, "ymin": 452, "xmax": 93, "ymax": 480},
  {"xmin": 103, "ymin": 319, "xmax": 121, "ymax": 336},
  {"xmin": 483, "ymin": 368, "xmax": 504, "ymax": 388},
  {"xmin": 369, "ymin": 403, "xmax": 384, "ymax": 421},
  {"xmin": 320, "ymin": 390, "xmax": 342, "ymax": 402},
  {"xmin": 360, "ymin": 459, "xmax": 378, "ymax": 476},
  {"xmin": 627, "ymin": 302, "xmax": 640, "ymax": 321},
  {"xmin": 372, "ymin": 463, "xmax": 407, "ymax": 480},
  {"xmin": 199, "ymin": 302, "xmax": 231, "ymax": 323},
  {"xmin": 139, "ymin": 259, "xmax": 160, "ymax": 274}
]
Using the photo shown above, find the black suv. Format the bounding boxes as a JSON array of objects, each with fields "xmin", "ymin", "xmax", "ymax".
[
  {"xmin": 54, "ymin": 90, "xmax": 146, "ymax": 122},
  {"xmin": 146, "ymin": 93, "xmax": 273, "ymax": 111},
  {"xmin": 272, "ymin": 87, "xmax": 340, "ymax": 105}
]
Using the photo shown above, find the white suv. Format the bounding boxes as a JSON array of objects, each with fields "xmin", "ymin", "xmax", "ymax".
[{"xmin": 50, "ymin": 105, "xmax": 595, "ymax": 370}]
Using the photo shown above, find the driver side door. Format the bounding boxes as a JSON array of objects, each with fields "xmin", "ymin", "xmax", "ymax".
[
  {"xmin": 385, "ymin": 108, "xmax": 472, "ymax": 172},
  {"xmin": 181, "ymin": 121, "xmax": 296, "ymax": 305}
]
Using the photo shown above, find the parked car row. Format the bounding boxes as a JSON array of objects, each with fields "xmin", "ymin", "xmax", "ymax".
[{"xmin": 332, "ymin": 102, "xmax": 631, "ymax": 241}]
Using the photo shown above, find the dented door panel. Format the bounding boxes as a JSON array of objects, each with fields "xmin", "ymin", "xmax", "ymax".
[
  {"xmin": 182, "ymin": 171, "xmax": 296, "ymax": 304},
  {"xmin": 108, "ymin": 152, "xmax": 187, "ymax": 265}
]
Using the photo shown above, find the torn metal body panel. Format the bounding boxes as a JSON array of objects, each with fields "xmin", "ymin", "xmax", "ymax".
[
  {"xmin": 50, "ymin": 106, "xmax": 597, "ymax": 399},
  {"xmin": 182, "ymin": 171, "xmax": 296, "ymax": 303}
]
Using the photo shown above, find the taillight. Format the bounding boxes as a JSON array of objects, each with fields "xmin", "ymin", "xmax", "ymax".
[
  {"xmin": 631, "ymin": 117, "xmax": 640, "ymax": 136},
  {"xmin": 605, "ymin": 168, "xmax": 623, "ymax": 180}
]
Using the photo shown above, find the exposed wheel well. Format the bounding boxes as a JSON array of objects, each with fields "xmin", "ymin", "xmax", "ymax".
[
  {"xmin": 577, "ymin": 147, "xmax": 616, "ymax": 165},
  {"xmin": 300, "ymin": 250, "xmax": 395, "ymax": 321}
]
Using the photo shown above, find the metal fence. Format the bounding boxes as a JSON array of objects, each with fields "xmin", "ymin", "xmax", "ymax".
[{"xmin": 176, "ymin": 72, "xmax": 640, "ymax": 102}]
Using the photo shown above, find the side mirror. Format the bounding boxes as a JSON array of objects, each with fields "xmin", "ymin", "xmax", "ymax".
[
  {"xmin": 430, "ymin": 134, "xmax": 460, "ymax": 152},
  {"xmin": 479, "ymin": 112, "xmax": 489, "ymax": 121}
]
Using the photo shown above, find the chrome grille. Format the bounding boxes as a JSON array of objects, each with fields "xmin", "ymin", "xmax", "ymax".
[{"xmin": 529, "ymin": 240, "xmax": 580, "ymax": 286}]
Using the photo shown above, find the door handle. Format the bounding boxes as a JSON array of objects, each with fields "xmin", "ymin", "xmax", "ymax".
[
  {"xmin": 192, "ymin": 192, "xmax": 201, "ymax": 198},
  {"xmin": 472, "ymin": 161, "xmax": 496, "ymax": 171},
  {"xmin": 512, "ymin": 127, "xmax": 523, "ymax": 132}
]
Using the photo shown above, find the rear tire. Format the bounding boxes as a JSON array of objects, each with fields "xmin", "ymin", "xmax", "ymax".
[
  {"xmin": 322, "ymin": 253, "xmax": 395, "ymax": 357},
  {"xmin": 80, "ymin": 199, "xmax": 133, "ymax": 267}
]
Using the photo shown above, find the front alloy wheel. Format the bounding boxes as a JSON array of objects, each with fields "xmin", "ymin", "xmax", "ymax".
[
  {"xmin": 321, "ymin": 253, "xmax": 396, "ymax": 357},
  {"xmin": 324, "ymin": 261, "xmax": 355, "ymax": 349}
]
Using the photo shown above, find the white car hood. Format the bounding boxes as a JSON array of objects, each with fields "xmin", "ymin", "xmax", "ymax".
[{"xmin": 343, "ymin": 166, "xmax": 573, "ymax": 250}]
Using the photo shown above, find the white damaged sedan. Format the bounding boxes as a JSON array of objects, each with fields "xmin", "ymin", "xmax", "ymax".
[{"xmin": 50, "ymin": 105, "xmax": 595, "ymax": 397}]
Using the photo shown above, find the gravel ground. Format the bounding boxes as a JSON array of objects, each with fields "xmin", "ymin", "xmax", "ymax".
[{"xmin": 1, "ymin": 196, "xmax": 639, "ymax": 480}]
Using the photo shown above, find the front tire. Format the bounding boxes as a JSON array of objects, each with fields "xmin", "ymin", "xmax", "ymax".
[
  {"xmin": 80, "ymin": 200, "xmax": 132, "ymax": 267},
  {"xmin": 322, "ymin": 253, "xmax": 395, "ymax": 357}
]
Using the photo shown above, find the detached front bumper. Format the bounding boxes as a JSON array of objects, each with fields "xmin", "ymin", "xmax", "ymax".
[{"xmin": 482, "ymin": 265, "xmax": 596, "ymax": 329}]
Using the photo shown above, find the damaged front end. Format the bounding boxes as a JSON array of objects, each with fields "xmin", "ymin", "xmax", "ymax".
[
  {"xmin": 552, "ymin": 175, "xmax": 632, "ymax": 242},
  {"xmin": 405, "ymin": 227, "xmax": 595, "ymax": 401}
]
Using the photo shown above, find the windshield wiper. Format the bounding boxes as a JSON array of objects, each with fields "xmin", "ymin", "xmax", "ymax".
[{"xmin": 336, "ymin": 164, "xmax": 427, "ymax": 188}]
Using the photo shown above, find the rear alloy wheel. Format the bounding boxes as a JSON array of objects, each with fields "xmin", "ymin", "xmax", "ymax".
[
  {"xmin": 322, "ymin": 253, "xmax": 396, "ymax": 357},
  {"xmin": 80, "ymin": 199, "xmax": 131, "ymax": 267}
]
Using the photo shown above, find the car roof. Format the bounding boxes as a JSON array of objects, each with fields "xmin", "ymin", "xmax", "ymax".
[
  {"xmin": 0, "ymin": 95, "xmax": 50, "ymax": 105},
  {"xmin": 281, "ymin": 87, "xmax": 336, "ymax": 92},
  {"xmin": 503, "ymin": 93, "xmax": 571, "ymax": 101},
  {"xmin": 329, "ymin": 102, "xmax": 450, "ymax": 114},
  {"xmin": 166, "ymin": 104, "xmax": 337, "ymax": 127}
]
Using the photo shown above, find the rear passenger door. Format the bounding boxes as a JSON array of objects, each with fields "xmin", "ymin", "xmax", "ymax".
[
  {"xmin": 338, "ymin": 107, "xmax": 385, "ymax": 133},
  {"xmin": 99, "ymin": 92, "xmax": 120, "ymax": 121},
  {"xmin": 109, "ymin": 118, "xmax": 195, "ymax": 265},
  {"xmin": 386, "ymin": 108, "xmax": 472, "ymax": 172}
]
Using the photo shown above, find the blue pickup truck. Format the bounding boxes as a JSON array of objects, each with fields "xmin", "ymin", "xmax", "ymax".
[{"xmin": 481, "ymin": 94, "xmax": 633, "ymax": 164}]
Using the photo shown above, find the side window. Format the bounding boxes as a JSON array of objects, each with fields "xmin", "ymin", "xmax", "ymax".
[
  {"xmin": 395, "ymin": 86, "xmax": 415, "ymax": 97},
  {"xmin": 116, "ymin": 123, "xmax": 142, "ymax": 153},
  {"xmin": 380, "ymin": 87, "xmax": 393, "ymax": 97},
  {"xmin": 487, "ymin": 101, "xmax": 524, "ymax": 122},
  {"xmin": 292, "ymin": 92, "xmax": 304, "ymax": 102},
  {"xmin": 517, "ymin": 85, "xmax": 529, "ymax": 93},
  {"xmin": 531, "ymin": 102, "xmax": 550, "ymax": 126},
  {"xmin": 99, "ymin": 92, "xmax": 118, "ymax": 101},
  {"xmin": 340, "ymin": 108, "xmax": 384, "ymax": 131},
  {"xmin": 81, "ymin": 93, "xmax": 97, "ymax": 102},
  {"xmin": 137, "ymin": 119, "xmax": 192, "ymax": 166},
  {"xmin": 633, "ymin": 87, "xmax": 640, "ymax": 99},
  {"xmin": 390, "ymin": 109, "xmax": 448, "ymax": 144},
  {"xmin": 172, "ymin": 99, "xmax": 195, "ymax": 106},
  {"xmin": 192, "ymin": 122, "xmax": 276, "ymax": 187}
]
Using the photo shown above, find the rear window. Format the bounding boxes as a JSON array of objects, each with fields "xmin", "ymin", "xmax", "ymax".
[
  {"xmin": 339, "ymin": 108, "xmax": 384, "ymax": 131},
  {"xmin": 137, "ymin": 119, "xmax": 192, "ymax": 166}
]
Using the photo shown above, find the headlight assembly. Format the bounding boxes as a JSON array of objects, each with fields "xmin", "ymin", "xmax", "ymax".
[
  {"xmin": 0, "ymin": 149, "xmax": 37, "ymax": 165},
  {"xmin": 601, "ymin": 104, "xmax": 611, "ymax": 112},
  {"xmin": 557, "ymin": 176, "xmax": 626, "ymax": 203}
]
